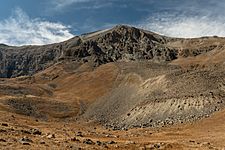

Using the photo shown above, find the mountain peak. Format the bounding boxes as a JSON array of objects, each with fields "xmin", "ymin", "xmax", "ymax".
[
  {"xmin": 0, "ymin": 25, "xmax": 222, "ymax": 78},
  {"xmin": 113, "ymin": 24, "xmax": 134, "ymax": 30}
]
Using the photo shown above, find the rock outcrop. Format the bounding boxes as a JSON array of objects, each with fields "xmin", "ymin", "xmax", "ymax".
[
  {"xmin": 0, "ymin": 25, "xmax": 223, "ymax": 78},
  {"xmin": 0, "ymin": 25, "xmax": 206, "ymax": 78}
]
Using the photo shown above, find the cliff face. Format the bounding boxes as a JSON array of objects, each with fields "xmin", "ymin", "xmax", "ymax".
[
  {"xmin": 0, "ymin": 25, "xmax": 221, "ymax": 78},
  {"xmin": 0, "ymin": 45, "xmax": 59, "ymax": 77}
]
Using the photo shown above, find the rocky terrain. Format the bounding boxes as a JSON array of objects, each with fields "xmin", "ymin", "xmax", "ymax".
[
  {"xmin": 0, "ymin": 25, "xmax": 220, "ymax": 78},
  {"xmin": 0, "ymin": 25, "xmax": 225, "ymax": 149}
]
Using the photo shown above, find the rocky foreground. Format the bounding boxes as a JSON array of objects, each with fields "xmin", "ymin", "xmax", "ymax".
[{"xmin": 0, "ymin": 109, "xmax": 224, "ymax": 149}]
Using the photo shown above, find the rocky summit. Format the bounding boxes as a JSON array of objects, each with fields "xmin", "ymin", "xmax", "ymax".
[
  {"xmin": 0, "ymin": 25, "xmax": 217, "ymax": 78},
  {"xmin": 0, "ymin": 25, "xmax": 225, "ymax": 149}
]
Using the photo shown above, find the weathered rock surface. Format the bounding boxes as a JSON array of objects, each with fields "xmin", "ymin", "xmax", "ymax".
[{"xmin": 0, "ymin": 25, "xmax": 221, "ymax": 78}]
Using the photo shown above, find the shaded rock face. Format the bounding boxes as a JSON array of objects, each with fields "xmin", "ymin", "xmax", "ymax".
[
  {"xmin": 0, "ymin": 25, "xmax": 216, "ymax": 78},
  {"xmin": 63, "ymin": 26, "xmax": 178, "ymax": 65},
  {"xmin": 0, "ymin": 45, "xmax": 63, "ymax": 78}
]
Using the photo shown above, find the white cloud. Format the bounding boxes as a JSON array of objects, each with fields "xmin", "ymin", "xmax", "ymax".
[
  {"xmin": 138, "ymin": 13, "xmax": 225, "ymax": 38},
  {"xmin": 0, "ymin": 8, "xmax": 74, "ymax": 46},
  {"xmin": 53, "ymin": 0, "xmax": 93, "ymax": 9},
  {"xmin": 51, "ymin": 0, "xmax": 113, "ymax": 10}
]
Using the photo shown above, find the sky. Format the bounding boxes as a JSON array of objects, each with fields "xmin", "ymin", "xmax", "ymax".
[{"xmin": 0, "ymin": 0, "xmax": 225, "ymax": 45}]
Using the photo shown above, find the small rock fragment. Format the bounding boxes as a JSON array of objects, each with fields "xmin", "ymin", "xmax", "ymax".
[
  {"xmin": 40, "ymin": 140, "xmax": 46, "ymax": 144},
  {"xmin": 0, "ymin": 129, "xmax": 6, "ymax": 133},
  {"xmin": 1, "ymin": 123, "xmax": 8, "ymax": 127},
  {"xmin": 31, "ymin": 129, "xmax": 42, "ymax": 135},
  {"xmin": 96, "ymin": 141, "xmax": 102, "ymax": 146},
  {"xmin": 71, "ymin": 137, "xmax": 80, "ymax": 142},
  {"xmin": 189, "ymin": 140, "xmax": 195, "ymax": 143},
  {"xmin": 0, "ymin": 139, "xmax": 6, "ymax": 142},
  {"xmin": 83, "ymin": 139, "xmax": 95, "ymax": 145},
  {"xmin": 47, "ymin": 134, "xmax": 55, "ymax": 139},
  {"xmin": 19, "ymin": 136, "xmax": 33, "ymax": 145},
  {"xmin": 76, "ymin": 131, "xmax": 83, "ymax": 137},
  {"xmin": 107, "ymin": 141, "xmax": 116, "ymax": 144},
  {"xmin": 21, "ymin": 130, "xmax": 31, "ymax": 134}
]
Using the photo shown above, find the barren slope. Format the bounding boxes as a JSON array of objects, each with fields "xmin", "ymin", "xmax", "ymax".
[{"xmin": 0, "ymin": 25, "xmax": 224, "ymax": 149}]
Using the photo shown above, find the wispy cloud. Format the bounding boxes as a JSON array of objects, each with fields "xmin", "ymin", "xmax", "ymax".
[
  {"xmin": 138, "ymin": 12, "xmax": 225, "ymax": 38},
  {"xmin": 51, "ymin": 0, "xmax": 120, "ymax": 11},
  {"xmin": 0, "ymin": 8, "xmax": 74, "ymax": 46},
  {"xmin": 53, "ymin": 0, "xmax": 93, "ymax": 9},
  {"xmin": 136, "ymin": 0, "xmax": 225, "ymax": 38}
]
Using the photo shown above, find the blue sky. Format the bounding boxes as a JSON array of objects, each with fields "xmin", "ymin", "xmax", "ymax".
[{"xmin": 0, "ymin": 0, "xmax": 225, "ymax": 45}]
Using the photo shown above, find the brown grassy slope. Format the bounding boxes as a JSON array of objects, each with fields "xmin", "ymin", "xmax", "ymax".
[
  {"xmin": 168, "ymin": 37, "xmax": 225, "ymax": 67},
  {"xmin": 0, "ymin": 28, "xmax": 225, "ymax": 149},
  {"xmin": 0, "ymin": 98, "xmax": 225, "ymax": 149}
]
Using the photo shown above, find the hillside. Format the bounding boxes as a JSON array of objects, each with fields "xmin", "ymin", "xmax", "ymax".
[
  {"xmin": 1, "ymin": 25, "xmax": 225, "ymax": 78},
  {"xmin": 0, "ymin": 25, "xmax": 225, "ymax": 149}
]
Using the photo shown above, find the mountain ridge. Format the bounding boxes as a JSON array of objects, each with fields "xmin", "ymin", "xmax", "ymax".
[
  {"xmin": 0, "ymin": 24, "xmax": 224, "ymax": 78},
  {"xmin": 0, "ymin": 25, "xmax": 225, "ymax": 149}
]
